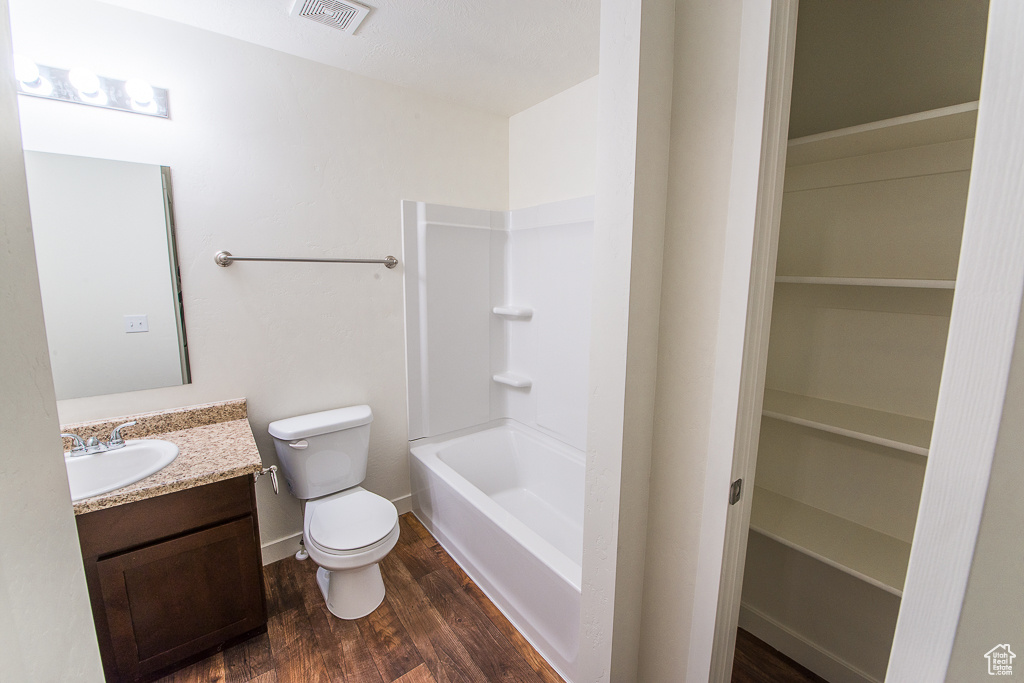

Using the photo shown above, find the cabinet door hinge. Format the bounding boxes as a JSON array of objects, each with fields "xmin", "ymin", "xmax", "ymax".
[{"xmin": 729, "ymin": 478, "xmax": 743, "ymax": 505}]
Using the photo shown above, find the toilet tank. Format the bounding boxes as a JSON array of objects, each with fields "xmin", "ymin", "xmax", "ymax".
[{"xmin": 268, "ymin": 405, "xmax": 373, "ymax": 499}]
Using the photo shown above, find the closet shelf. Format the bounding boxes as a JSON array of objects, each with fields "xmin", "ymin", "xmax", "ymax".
[
  {"xmin": 492, "ymin": 373, "xmax": 532, "ymax": 389},
  {"xmin": 492, "ymin": 306, "xmax": 533, "ymax": 319},
  {"xmin": 749, "ymin": 487, "xmax": 910, "ymax": 596},
  {"xmin": 774, "ymin": 276, "xmax": 955, "ymax": 290},
  {"xmin": 786, "ymin": 101, "xmax": 979, "ymax": 166},
  {"xmin": 762, "ymin": 390, "xmax": 932, "ymax": 456}
]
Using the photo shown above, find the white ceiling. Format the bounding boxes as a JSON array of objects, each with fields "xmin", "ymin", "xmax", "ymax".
[{"xmin": 96, "ymin": 0, "xmax": 600, "ymax": 117}]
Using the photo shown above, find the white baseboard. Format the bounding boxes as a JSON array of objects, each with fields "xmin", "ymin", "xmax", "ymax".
[
  {"xmin": 393, "ymin": 493, "xmax": 412, "ymax": 515},
  {"xmin": 260, "ymin": 493, "xmax": 413, "ymax": 566},
  {"xmin": 739, "ymin": 604, "xmax": 881, "ymax": 683},
  {"xmin": 261, "ymin": 532, "xmax": 302, "ymax": 566}
]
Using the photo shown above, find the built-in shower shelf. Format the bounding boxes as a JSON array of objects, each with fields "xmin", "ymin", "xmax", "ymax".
[
  {"xmin": 492, "ymin": 373, "xmax": 532, "ymax": 389},
  {"xmin": 749, "ymin": 487, "xmax": 910, "ymax": 596},
  {"xmin": 492, "ymin": 306, "xmax": 534, "ymax": 319},
  {"xmin": 761, "ymin": 389, "xmax": 932, "ymax": 456}
]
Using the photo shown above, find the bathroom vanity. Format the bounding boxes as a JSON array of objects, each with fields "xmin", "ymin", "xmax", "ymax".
[{"xmin": 64, "ymin": 400, "xmax": 267, "ymax": 682}]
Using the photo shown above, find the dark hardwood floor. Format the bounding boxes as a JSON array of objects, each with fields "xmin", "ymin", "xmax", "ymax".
[
  {"xmin": 732, "ymin": 627, "xmax": 829, "ymax": 683},
  {"xmin": 155, "ymin": 512, "xmax": 821, "ymax": 683},
  {"xmin": 157, "ymin": 513, "xmax": 563, "ymax": 683}
]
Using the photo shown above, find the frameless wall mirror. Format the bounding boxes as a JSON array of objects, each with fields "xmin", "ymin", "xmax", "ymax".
[{"xmin": 23, "ymin": 151, "xmax": 191, "ymax": 400}]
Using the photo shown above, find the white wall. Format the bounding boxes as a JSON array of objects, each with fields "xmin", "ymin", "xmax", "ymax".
[
  {"xmin": 0, "ymin": 1, "xmax": 105, "ymax": 678},
  {"xmin": 509, "ymin": 76, "xmax": 599, "ymax": 210},
  {"xmin": 635, "ymin": 3, "xmax": 750, "ymax": 680},
  {"xmin": 11, "ymin": 0, "xmax": 508, "ymax": 552},
  {"xmin": 579, "ymin": 0, "xmax": 676, "ymax": 679},
  {"xmin": 24, "ymin": 152, "xmax": 185, "ymax": 400}
]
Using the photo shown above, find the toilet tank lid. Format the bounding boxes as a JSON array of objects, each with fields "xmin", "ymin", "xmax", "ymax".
[{"xmin": 268, "ymin": 405, "xmax": 373, "ymax": 440}]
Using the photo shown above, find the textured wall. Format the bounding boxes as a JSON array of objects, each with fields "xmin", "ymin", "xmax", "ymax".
[
  {"xmin": 11, "ymin": 0, "xmax": 508, "ymax": 554},
  {"xmin": 578, "ymin": 0, "xmax": 676, "ymax": 680},
  {"xmin": 509, "ymin": 76, "xmax": 599, "ymax": 209},
  {"xmin": 0, "ymin": 1, "xmax": 105, "ymax": 678}
]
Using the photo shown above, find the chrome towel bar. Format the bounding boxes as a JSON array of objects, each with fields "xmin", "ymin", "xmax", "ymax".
[{"xmin": 214, "ymin": 250, "xmax": 398, "ymax": 269}]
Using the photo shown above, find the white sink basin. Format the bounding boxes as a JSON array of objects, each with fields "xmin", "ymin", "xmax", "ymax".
[{"xmin": 65, "ymin": 439, "xmax": 179, "ymax": 502}]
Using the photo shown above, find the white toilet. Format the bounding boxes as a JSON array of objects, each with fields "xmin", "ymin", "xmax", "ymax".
[{"xmin": 268, "ymin": 405, "xmax": 399, "ymax": 620}]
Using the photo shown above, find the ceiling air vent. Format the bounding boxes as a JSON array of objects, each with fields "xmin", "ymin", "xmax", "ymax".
[{"xmin": 290, "ymin": 0, "xmax": 371, "ymax": 35}]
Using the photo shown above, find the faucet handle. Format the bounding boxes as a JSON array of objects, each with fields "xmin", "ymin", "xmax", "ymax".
[
  {"xmin": 108, "ymin": 421, "xmax": 137, "ymax": 447},
  {"xmin": 61, "ymin": 433, "xmax": 87, "ymax": 455}
]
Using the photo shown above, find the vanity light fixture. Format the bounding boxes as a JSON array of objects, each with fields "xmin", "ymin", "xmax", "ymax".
[
  {"xmin": 13, "ymin": 57, "xmax": 169, "ymax": 118},
  {"xmin": 124, "ymin": 78, "xmax": 158, "ymax": 113},
  {"xmin": 68, "ymin": 67, "xmax": 107, "ymax": 106},
  {"xmin": 13, "ymin": 54, "xmax": 52, "ymax": 96}
]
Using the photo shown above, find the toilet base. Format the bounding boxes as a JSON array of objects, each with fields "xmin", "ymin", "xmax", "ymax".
[{"xmin": 315, "ymin": 564, "xmax": 386, "ymax": 620}]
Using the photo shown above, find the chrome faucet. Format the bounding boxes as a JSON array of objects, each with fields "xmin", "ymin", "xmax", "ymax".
[
  {"xmin": 107, "ymin": 421, "xmax": 137, "ymax": 448},
  {"xmin": 60, "ymin": 433, "xmax": 87, "ymax": 456},
  {"xmin": 61, "ymin": 421, "xmax": 137, "ymax": 457}
]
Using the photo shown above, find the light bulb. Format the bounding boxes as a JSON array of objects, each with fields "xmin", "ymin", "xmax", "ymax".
[
  {"xmin": 125, "ymin": 78, "xmax": 154, "ymax": 105},
  {"xmin": 13, "ymin": 54, "xmax": 39, "ymax": 85},
  {"xmin": 68, "ymin": 67, "xmax": 100, "ymax": 95}
]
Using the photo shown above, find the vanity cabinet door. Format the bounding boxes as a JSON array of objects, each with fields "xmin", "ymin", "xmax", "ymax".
[{"xmin": 96, "ymin": 515, "xmax": 265, "ymax": 680}]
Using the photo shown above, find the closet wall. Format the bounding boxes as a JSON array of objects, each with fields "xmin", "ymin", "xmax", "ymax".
[
  {"xmin": 736, "ymin": 5, "xmax": 989, "ymax": 680},
  {"xmin": 740, "ymin": 105, "xmax": 976, "ymax": 683}
]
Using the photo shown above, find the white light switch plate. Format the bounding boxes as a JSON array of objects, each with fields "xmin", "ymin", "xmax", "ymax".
[{"xmin": 124, "ymin": 314, "xmax": 149, "ymax": 333}]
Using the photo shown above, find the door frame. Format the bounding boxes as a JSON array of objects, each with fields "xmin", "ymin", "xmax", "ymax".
[
  {"xmin": 692, "ymin": 1, "xmax": 798, "ymax": 681},
  {"xmin": 702, "ymin": 1, "xmax": 1024, "ymax": 681}
]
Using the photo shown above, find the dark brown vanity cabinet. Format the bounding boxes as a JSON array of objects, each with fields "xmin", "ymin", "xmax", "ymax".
[{"xmin": 76, "ymin": 475, "xmax": 267, "ymax": 682}]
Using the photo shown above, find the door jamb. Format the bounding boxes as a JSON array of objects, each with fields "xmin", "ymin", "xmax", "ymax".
[{"xmin": 686, "ymin": 1, "xmax": 799, "ymax": 681}]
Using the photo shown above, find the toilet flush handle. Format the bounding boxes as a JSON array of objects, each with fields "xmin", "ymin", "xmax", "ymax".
[{"xmin": 288, "ymin": 440, "xmax": 308, "ymax": 449}]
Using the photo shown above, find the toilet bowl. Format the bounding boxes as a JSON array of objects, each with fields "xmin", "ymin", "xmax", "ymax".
[
  {"xmin": 303, "ymin": 487, "xmax": 399, "ymax": 618},
  {"xmin": 269, "ymin": 405, "xmax": 399, "ymax": 620}
]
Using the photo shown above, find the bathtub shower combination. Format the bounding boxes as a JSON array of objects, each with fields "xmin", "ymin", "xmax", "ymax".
[
  {"xmin": 402, "ymin": 197, "xmax": 594, "ymax": 682},
  {"xmin": 411, "ymin": 422, "xmax": 584, "ymax": 677}
]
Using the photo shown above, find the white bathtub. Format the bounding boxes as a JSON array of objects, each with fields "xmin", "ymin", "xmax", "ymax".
[{"xmin": 409, "ymin": 420, "xmax": 584, "ymax": 682}]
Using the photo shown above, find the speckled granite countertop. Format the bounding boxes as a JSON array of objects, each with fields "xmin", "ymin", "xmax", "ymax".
[{"xmin": 62, "ymin": 399, "xmax": 264, "ymax": 515}]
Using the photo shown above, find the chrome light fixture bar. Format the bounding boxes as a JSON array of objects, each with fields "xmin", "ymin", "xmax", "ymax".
[{"xmin": 14, "ymin": 57, "xmax": 169, "ymax": 118}]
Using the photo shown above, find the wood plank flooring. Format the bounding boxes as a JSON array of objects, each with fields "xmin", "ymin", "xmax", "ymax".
[
  {"xmin": 731, "ymin": 628, "xmax": 829, "ymax": 683},
  {"xmin": 156, "ymin": 513, "xmax": 564, "ymax": 683}
]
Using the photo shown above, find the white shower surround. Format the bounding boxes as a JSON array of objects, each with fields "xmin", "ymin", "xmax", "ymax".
[
  {"xmin": 402, "ymin": 196, "xmax": 594, "ymax": 450},
  {"xmin": 410, "ymin": 421, "xmax": 584, "ymax": 682},
  {"xmin": 402, "ymin": 196, "xmax": 593, "ymax": 681}
]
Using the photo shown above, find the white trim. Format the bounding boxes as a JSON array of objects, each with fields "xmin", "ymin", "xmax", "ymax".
[
  {"xmin": 261, "ymin": 531, "xmax": 302, "ymax": 566},
  {"xmin": 887, "ymin": 2, "xmax": 1024, "ymax": 680},
  {"xmin": 689, "ymin": 2, "xmax": 797, "ymax": 682},
  {"xmin": 739, "ymin": 604, "xmax": 880, "ymax": 683},
  {"xmin": 392, "ymin": 493, "xmax": 412, "ymax": 515}
]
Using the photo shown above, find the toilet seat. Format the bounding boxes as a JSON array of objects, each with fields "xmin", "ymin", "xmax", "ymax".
[{"xmin": 305, "ymin": 487, "xmax": 398, "ymax": 555}]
